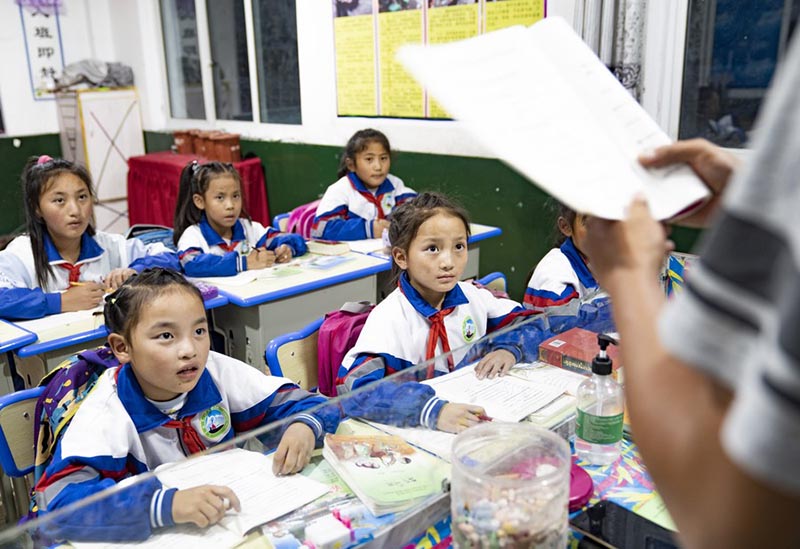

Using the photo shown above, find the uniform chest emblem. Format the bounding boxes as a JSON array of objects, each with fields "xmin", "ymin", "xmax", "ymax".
[
  {"xmin": 462, "ymin": 316, "xmax": 476, "ymax": 342},
  {"xmin": 381, "ymin": 194, "xmax": 395, "ymax": 213},
  {"xmin": 199, "ymin": 405, "xmax": 230, "ymax": 440}
]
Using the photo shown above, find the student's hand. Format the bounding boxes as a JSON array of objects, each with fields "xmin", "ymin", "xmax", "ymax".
[
  {"xmin": 474, "ymin": 349, "xmax": 517, "ymax": 380},
  {"xmin": 104, "ymin": 268, "xmax": 136, "ymax": 290},
  {"xmin": 61, "ymin": 282, "xmax": 106, "ymax": 312},
  {"xmin": 436, "ymin": 403, "xmax": 486, "ymax": 434},
  {"xmin": 274, "ymin": 244, "xmax": 292, "ymax": 263},
  {"xmin": 272, "ymin": 422, "xmax": 315, "ymax": 476},
  {"xmin": 172, "ymin": 485, "xmax": 241, "ymax": 528},
  {"xmin": 372, "ymin": 219, "xmax": 390, "ymax": 237},
  {"xmin": 639, "ymin": 138, "xmax": 739, "ymax": 228},
  {"xmin": 246, "ymin": 249, "xmax": 276, "ymax": 270},
  {"xmin": 584, "ymin": 197, "xmax": 674, "ymax": 293}
]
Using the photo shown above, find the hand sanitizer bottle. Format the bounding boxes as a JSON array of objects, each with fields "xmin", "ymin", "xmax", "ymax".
[{"xmin": 575, "ymin": 334, "xmax": 624, "ymax": 465}]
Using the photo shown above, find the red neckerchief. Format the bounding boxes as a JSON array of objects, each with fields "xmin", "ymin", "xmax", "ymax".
[
  {"xmin": 113, "ymin": 367, "xmax": 206, "ymax": 455},
  {"xmin": 217, "ymin": 240, "xmax": 241, "ymax": 252},
  {"xmin": 162, "ymin": 416, "xmax": 207, "ymax": 455},
  {"xmin": 57, "ymin": 262, "xmax": 82, "ymax": 283},
  {"xmin": 349, "ymin": 173, "xmax": 386, "ymax": 220},
  {"xmin": 425, "ymin": 307, "xmax": 455, "ymax": 377}
]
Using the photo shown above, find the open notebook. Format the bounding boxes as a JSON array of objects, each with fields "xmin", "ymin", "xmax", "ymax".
[
  {"xmin": 72, "ymin": 449, "xmax": 329, "ymax": 548},
  {"xmin": 397, "ymin": 16, "xmax": 710, "ymax": 221}
]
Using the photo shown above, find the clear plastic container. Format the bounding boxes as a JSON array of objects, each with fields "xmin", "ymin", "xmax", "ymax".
[{"xmin": 450, "ymin": 423, "xmax": 571, "ymax": 548}]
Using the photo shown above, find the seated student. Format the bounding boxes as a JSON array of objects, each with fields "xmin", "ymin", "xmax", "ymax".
[
  {"xmin": 311, "ymin": 129, "xmax": 416, "ymax": 241},
  {"xmin": 173, "ymin": 161, "xmax": 306, "ymax": 277},
  {"xmin": 0, "ymin": 156, "xmax": 178, "ymax": 320},
  {"xmin": 336, "ymin": 192, "xmax": 531, "ymax": 433},
  {"xmin": 34, "ymin": 268, "xmax": 339, "ymax": 541},
  {"xmin": 523, "ymin": 200, "xmax": 598, "ymax": 311}
]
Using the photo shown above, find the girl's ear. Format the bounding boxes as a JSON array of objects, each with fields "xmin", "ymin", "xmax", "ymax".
[
  {"xmin": 344, "ymin": 156, "xmax": 355, "ymax": 173},
  {"xmin": 557, "ymin": 216, "xmax": 573, "ymax": 237},
  {"xmin": 391, "ymin": 246, "xmax": 408, "ymax": 271},
  {"xmin": 107, "ymin": 333, "xmax": 132, "ymax": 364},
  {"xmin": 192, "ymin": 193, "xmax": 205, "ymax": 211}
]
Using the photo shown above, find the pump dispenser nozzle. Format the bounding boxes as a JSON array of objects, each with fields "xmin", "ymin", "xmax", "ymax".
[{"xmin": 592, "ymin": 333, "xmax": 617, "ymax": 375}]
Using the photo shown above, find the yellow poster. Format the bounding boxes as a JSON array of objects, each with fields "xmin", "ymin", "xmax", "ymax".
[
  {"xmin": 485, "ymin": 0, "xmax": 545, "ymax": 33},
  {"xmin": 335, "ymin": 13, "xmax": 377, "ymax": 116},
  {"xmin": 378, "ymin": 9, "xmax": 424, "ymax": 118},
  {"xmin": 427, "ymin": 2, "xmax": 479, "ymax": 118}
]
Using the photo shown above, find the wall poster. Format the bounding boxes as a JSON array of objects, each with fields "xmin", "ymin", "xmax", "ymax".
[{"xmin": 333, "ymin": 0, "xmax": 545, "ymax": 118}]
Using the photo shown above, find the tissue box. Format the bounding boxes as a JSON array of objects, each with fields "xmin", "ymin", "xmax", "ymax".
[{"xmin": 538, "ymin": 327, "xmax": 623, "ymax": 382}]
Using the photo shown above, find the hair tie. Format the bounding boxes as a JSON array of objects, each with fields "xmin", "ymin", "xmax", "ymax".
[
  {"xmin": 37, "ymin": 155, "xmax": 54, "ymax": 165},
  {"xmin": 191, "ymin": 160, "xmax": 200, "ymax": 174}
]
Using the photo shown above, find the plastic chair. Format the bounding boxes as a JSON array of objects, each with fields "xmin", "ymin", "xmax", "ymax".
[
  {"xmin": 476, "ymin": 272, "xmax": 507, "ymax": 294},
  {"xmin": 272, "ymin": 212, "xmax": 290, "ymax": 232},
  {"xmin": 0, "ymin": 386, "xmax": 44, "ymax": 523},
  {"xmin": 125, "ymin": 224, "xmax": 176, "ymax": 252},
  {"xmin": 264, "ymin": 317, "xmax": 324, "ymax": 391}
]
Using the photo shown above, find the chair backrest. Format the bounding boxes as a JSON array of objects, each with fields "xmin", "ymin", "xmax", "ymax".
[
  {"xmin": 265, "ymin": 317, "xmax": 324, "ymax": 391},
  {"xmin": 0, "ymin": 387, "xmax": 45, "ymax": 477},
  {"xmin": 125, "ymin": 224, "xmax": 177, "ymax": 252},
  {"xmin": 286, "ymin": 199, "xmax": 321, "ymax": 239},
  {"xmin": 475, "ymin": 272, "xmax": 509, "ymax": 299},
  {"xmin": 273, "ymin": 212, "xmax": 290, "ymax": 232}
]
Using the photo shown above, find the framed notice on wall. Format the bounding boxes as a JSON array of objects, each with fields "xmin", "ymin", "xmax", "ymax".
[{"xmin": 333, "ymin": 0, "xmax": 546, "ymax": 119}]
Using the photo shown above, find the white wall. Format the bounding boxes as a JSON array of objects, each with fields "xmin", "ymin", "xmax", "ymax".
[
  {"xmin": 2, "ymin": 0, "xmax": 586, "ymax": 158},
  {"xmin": 0, "ymin": 0, "xmax": 116, "ymax": 136}
]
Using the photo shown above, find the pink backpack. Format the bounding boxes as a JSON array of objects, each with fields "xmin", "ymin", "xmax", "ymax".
[
  {"xmin": 317, "ymin": 301, "xmax": 374, "ymax": 397},
  {"xmin": 286, "ymin": 199, "xmax": 321, "ymax": 239}
]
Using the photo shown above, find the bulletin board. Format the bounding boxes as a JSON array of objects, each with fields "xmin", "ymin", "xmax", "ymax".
[{"xmin": 333, "ymin": 0, "xmax": 546, "ymax": 118}]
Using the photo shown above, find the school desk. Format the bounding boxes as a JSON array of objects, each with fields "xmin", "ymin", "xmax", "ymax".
[
  {"xmin": 0, "ymin": 321, "xmax": 37, "ymax": 396},
  {"xmin": 11, "ymin": 295, "xmax": 229, "ymax": 389},
  {"xmin": 126, "ymin": 151, "xmax": 270, "ymax": 227},
  {"xmin": 201, "ymin": 252, "xmax": 389, "ymax": 369}
]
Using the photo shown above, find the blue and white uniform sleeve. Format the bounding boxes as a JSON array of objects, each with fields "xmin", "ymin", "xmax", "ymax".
[
  {"xmin": 35, "ymin": 448, "xmax": 173, "ymax": 542},
  {"xmin": 336, "ymin": 353, "xmax": 447, "ymax": 429},
  {"xmin": 179, "ymin": 248, "xmax": 244, "ymax": 277},
  {"xmin": 0, "ymin": 251, "xmax": 61, "ymax": 318},
  {"xmin": 480, "ymin": 289, "xmax": 534, "ymax": 362},
  {"xmin": 126, "ymin": 240, "xmax": 180, "ymax": 273},
  {"xmin": 311, "ymin": 184, "xmax": 371, "ymax": 240},
  {"xmin": 253, "ymin": 224, "xmax": 308, "ymax": 256}
]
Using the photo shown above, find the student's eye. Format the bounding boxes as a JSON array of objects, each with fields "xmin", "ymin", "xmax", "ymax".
[
  {"xmin": 233, "ymin": 193, "xmax": 241, "ymax": 199},
  {"xmin": 216, "ymin": 195, "xmax": 225, "ymax": 201},
  {"xmin": 455, "ymin": 243, "xmax": 466, "ymax": 251},
  {"xmin": 156, "ymin": 332, "xmax": 174, "ymax": 340},
  {"xmin": 195, "ymin": 327, "xmax": 207, "ymax": 336},
  {"xmin": 426, "ymin": 245, "xmax": 439, "ymax": 253},
  {"xmin": 380, "ymin": 155, "xmax": 389, "ymax": 161},
  {"xmin": 52, "ymin": 197, "xmax": 64, "ymax": 204}
]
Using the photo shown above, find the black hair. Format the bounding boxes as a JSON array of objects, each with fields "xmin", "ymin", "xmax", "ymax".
[
  {"xmin": 337, "ymin": 129, "xmax": 392, "ymax": 179},
  {"xmin": 547, "ymin": 197, "xmax": 577, "ymax": 247},
  {"xmin": 21, "ymin": 156, "xmax": 96, "ymax": 289},
  {"xmin": 388, "ymin": 192, "xmax": 471, "ymax": 284},
  {"xmin": 104, "ymin": 267, "xmax": 203, "ymax": 340},
  {"xmin": 173, "ymin": 161, "xmax": 248, "ymax": 245}
]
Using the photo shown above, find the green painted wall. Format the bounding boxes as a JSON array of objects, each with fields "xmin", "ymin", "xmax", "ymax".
[{"xmin": 0, "ymin": 134, "xmax": 62, "ymax": 236}]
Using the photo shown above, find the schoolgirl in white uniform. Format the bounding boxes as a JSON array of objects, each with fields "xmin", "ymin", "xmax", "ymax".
[{"xmin": 0, "ymin": 156, "xmax": 178, "ymax": 320}]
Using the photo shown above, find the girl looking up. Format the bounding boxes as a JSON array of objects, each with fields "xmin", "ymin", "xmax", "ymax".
[
  {"xmin": 311, "ymin": 129, "xmax": 416, "ymax": 241},
  {"xmin": 523, "ymin": 200, "xmax": 598, "ymax": 311},
  {"xmin": 34, "ymin": 268, "xmax": 339, "ymax": 541},
  {"xmin": 173, "ymin": 161, "xmax": 306, "ymax": 277},
  {"xmin": 0, "ymin": 156, "xmax": 179, "ymax": 320},
  {"xmin": 337, "ymin": 192, "xmax": 532, "ymax": 433}
]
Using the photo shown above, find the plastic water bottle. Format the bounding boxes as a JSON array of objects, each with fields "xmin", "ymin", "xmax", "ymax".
[{"xmin": 575, "ymin": 334, "xmax": 624, "ymax": 465}]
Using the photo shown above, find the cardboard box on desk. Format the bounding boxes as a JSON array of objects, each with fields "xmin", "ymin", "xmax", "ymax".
[{"xmin": 538, "ymin": 327, "xmax": 623, "ymax": 382}]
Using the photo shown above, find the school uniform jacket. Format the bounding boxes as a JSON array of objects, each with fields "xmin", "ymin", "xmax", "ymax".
[
  {"xmin": 0, "ymin": 231, "xmax": 179, "ymax": 320},
  {"xmin": 524, "ymin": 238, "xmax": 598, "ymax": 311},
  {"xmin": 337, "ymin": 273, "xmax": 530, "ymax": 429},
  {"xmin": 311, "ymin": 173, "xmax": 416, "ymax": 240},
  {"xmin": 34, "ymin": 351, "xmax": 339, "ymax": 542},
  {"xmin": 177, "ymin": 215, "xmax": 307, "ymax": 277}
]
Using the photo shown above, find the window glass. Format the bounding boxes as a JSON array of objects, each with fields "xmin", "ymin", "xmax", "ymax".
[
  {"xmin": 160, "ymin": 0, "xmax": 206, "ymax": 119},
  {"xmin": 680, "ymin": 0, "xmax": 800, "ymax": 147},
  {"xmin": 252, "ymin": 0, "xmax": 302, "ymax": 124},
  {"xmin": 207, "ymin": 0, "xmax": 253, "ymax": 121}
]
